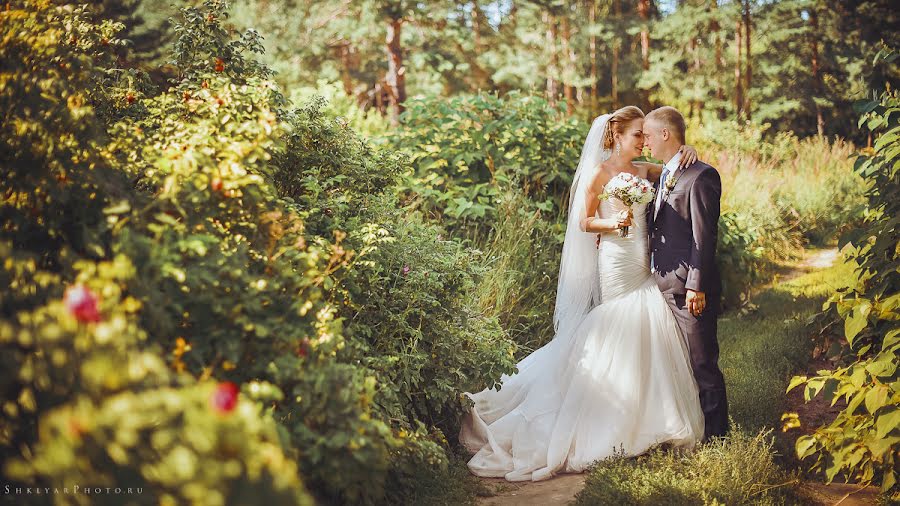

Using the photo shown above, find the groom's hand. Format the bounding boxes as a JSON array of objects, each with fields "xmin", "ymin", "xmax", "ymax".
[{"xmin": 686, "ymin": 290, "xmax": 706, "ymax": 317}]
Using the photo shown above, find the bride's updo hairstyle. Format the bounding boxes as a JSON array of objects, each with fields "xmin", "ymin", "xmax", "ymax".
[{"xmin": 602, "ymin": 105, "xmax": 645, "ymax": 151}]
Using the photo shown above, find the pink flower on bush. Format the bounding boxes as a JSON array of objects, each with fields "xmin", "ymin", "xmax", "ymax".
[
  {"xmin": 210, "ymin": 382, "xmax": 239, "ymax": 414},
  {"xmin": 64, "ymin": 285, "xmax": 101, "ymax": 323},
  {"xmin": 402, "ymin": 265, "xmax": 411, "ymax": 276}
]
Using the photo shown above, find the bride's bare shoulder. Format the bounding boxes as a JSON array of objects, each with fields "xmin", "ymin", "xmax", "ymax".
[{"xmin": 589, "ymin": 163, "xmax": 613, "ymax": 190}]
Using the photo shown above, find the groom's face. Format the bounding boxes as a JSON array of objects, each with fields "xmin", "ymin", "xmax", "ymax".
[{"xmin": 642, "ymin": 119, "xmax": 665, "ymax": 159}]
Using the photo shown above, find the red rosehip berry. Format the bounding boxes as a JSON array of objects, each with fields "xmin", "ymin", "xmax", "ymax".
[
  {"xmin": 67, "ymin": 417, "xmax": 85, "ymax": 439},
  {"xmin": 64, "ymin": 285, "xmax": 101, "ymax": 323},
  {"xmin": 210, "ymin": 177, "xmax": 223, "ymax": 192},
  {"xmin": 296, "ymin": 337, "xmax": 311, "ymax": 358},
  {"xmin": 210, "ymin": 382, "xmax": 239, "ymax": 414},
  {"xmin": 125, "ymin": 92, "xmax": 135, "ymax": 105},
  {"xmin": 214, "ymin": 58, "xmax": 225, "ymax": 73}
]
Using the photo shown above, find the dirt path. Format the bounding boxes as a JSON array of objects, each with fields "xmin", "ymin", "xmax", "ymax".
[
  {"xmin": 472, "ymin": 247, "xmax": 878, "ymax": 506},
  {"xmin": 475, "ymin": 474, "xmax": 586, "ymax": 506}
]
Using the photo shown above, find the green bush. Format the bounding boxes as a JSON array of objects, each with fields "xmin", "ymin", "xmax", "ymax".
[
  {"xmin": 787, "ymin": 51, "xmax": 899, "ymax": 499},
  {"xmin": 0, "ymin": 245, "xmax": 314, "ymax": 505},
  {"xmin": 385, "ymin": 91, "xmax": 585, "ymax": 238},
  {"xmin": 1, "ymin": 2, "xmax": 519, "ymax": 505}
]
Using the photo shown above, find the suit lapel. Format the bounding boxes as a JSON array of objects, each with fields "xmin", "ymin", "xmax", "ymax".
[{"xmin": 653, "ymin": 162, "xmax": 695, "ymax": 221}]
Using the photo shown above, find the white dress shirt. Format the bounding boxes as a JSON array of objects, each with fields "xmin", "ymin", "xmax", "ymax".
[{"xmin": 654, "ymin": 150, "xmax": 682, "ymax": 214}]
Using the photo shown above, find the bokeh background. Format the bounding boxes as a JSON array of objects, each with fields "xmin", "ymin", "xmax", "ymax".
[{"xmin": 1, "ymin": 1, "xmax": 897, "ymax": 504}]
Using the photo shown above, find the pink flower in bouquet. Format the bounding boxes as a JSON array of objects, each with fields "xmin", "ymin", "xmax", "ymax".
[
  {"xmin": 211, "ymin": 382, "xmax": 239, "ymax": 414},
  {"xmin": 64, "ymin": 285, "xmax": 101, "ymax": 323},
  {"xmin": 602, "ymin": 173, "xmax": 657, "ymax": 237}
]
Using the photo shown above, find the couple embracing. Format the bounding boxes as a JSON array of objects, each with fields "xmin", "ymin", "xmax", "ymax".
[{"xmin": 459, "ymin": 106, "xmax": 729, "ymax": 482}]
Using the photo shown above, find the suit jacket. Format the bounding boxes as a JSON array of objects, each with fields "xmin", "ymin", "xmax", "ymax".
[{"xmin": 649, "ymin": 160, "xmax": 722, "ymax": 296}]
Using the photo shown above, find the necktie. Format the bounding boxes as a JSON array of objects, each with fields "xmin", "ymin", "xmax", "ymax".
[{"xmin": 655, "ymin": 168, "xmax": 669, "ymax": 214}]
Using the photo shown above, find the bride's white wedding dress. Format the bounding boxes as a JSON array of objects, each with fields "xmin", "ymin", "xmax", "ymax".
[{"xmin": 459, "ymin": 194, "xmax": 704, "ymax": 482}]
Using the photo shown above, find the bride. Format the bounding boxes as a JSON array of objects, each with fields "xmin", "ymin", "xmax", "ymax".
[{"xmin": 459, "ymin": 106, "xmax": 705, "ymax": 482}]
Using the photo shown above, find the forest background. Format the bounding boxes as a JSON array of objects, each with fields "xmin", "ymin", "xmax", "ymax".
[{"xmin": 1, "ymin": 0, "xmax": 898, "ymax": 504}]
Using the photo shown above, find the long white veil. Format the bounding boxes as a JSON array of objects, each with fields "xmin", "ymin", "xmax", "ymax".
[{"xmin": 552, "ymin": 114, "xmax": 612, "ymax": 338}]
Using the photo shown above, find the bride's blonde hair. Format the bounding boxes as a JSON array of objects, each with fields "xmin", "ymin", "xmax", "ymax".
[{"xmin": 602, "ymin": 106, "xmax": 645, "ymax": 150}]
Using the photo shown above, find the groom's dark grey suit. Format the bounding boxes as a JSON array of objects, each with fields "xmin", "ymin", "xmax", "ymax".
[{"xmin": 648, "ymin": 159, "xmax": 729, "ymax": 440}]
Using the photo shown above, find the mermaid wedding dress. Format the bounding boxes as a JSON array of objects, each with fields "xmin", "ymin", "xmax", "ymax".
[{"xmin": 459, "ymin": 194, "xmax": 704, "ymax": 482}]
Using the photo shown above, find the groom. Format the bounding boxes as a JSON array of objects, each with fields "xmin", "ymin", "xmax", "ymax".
[{"xmin": 643, "ymin": 106, "xmax": 729, "ymax": 441}]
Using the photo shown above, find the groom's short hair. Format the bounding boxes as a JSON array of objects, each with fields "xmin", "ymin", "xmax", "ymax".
[{"xmin": 646, "ymin": 106, "xmax": 686, "ymax": 144}]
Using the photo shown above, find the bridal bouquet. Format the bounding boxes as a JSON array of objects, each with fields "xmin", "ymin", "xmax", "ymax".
[{"xmin": 601, "ymin": 173, "xmax": 656, "ymax": 237}]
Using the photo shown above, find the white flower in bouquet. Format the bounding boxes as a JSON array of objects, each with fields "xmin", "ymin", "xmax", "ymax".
[{"xmin": 599, "ymin": 173, "xmax": 656, "ymax": 237}]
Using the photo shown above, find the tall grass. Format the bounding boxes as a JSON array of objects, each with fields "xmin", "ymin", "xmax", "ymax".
[
  {"xmin": 715, "ymin": 135, "xmax": 864, "ymax": 254},
  {"xmin": 573, "ymin": 428, "xmax": 801, "ymax": 506},
  {"xmin": 470, "ymin": 188, "xmax": 564, "ymax": 358}
]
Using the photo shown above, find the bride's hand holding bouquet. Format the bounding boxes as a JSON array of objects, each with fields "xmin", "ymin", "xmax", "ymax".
[{"xmin": 600, "ymin": 173, "xmax": 656, "ymax": 237}]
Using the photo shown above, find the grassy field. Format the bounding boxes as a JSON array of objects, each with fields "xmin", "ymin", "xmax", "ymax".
[{"xmin": 572, "ymin": 249, "xmax": 856, "ymax": 505}]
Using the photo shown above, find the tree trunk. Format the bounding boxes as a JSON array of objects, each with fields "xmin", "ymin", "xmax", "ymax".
[
  {"xmin": 637, "ymin": 0, "xmax": 652, "ymax": 110},
  {"xmin": 810, "ymin": 7, "xmax": 824, "ymax": 136},
  {"xmin": 612, "ymin": 0, "xmax": 620, "ymax": 109},
  {"xmin": 335, "ymin": 42, "xmax": 355, "ymax": 97},
  {"xmin": 545, "ymin": 11, "xmax": 559, "ymax": 107},
  {"xmin": 385, "ymin": 16, "xmax": 406, "ymax": 126},
  {"xmin": 734, "ymin": 19, "xmax": 743, "ymax": 119},
  {"xmin": 691, "ymin": 36, "xmax": 702, "ymax": 116},
  {"xmin": 742, "ymin": 0, "xmax": 752, "ymax": 120},
  {"xmin": 637, "ymin": 0, "xmax": 650, "ymax": 71},
  {"xmin": 561, "ymin": 7, "xmax": 576, "ymax": 115},
  {"xmin": 710, "ymin": 1, "xmax": 725, "ymax": 118},
  {"xmin": 589, "ymin": 1, "xmax": 598, "ymax": 109},
  {"xmin": 471, "ymin": 1, "xmax": 483, "ymax": 51}
]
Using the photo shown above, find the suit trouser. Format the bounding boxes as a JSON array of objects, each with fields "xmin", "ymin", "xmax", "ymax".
[{"xmin": 664, "ymin": 292, "xmax": 729, "ymax": 440}]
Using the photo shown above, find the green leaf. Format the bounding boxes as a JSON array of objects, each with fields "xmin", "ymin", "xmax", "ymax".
[
  {"xmin": 875, "ymin": 406, "xmax": 900, "ymax": 439},
  {"xmin": 882, "ymin": 467, "xmax": 896, "ymax": 492},
  {"xmin": 796, "ymin": 435, "xmax": 817, "ymax": 459},
  {"xmin": 845, "ymin": 300, "xmax": 872, "ymax": 345},
  {"xmin": 864, "ymin": 386, "xmax": 889, "ymax": 414},
  {"xmin": 865, "ymin": 353, "xmax": 897, "ymax": 378},
  {"xmin": 853, "ymin": 99, "xmax": 880, "ymax": 114},
  {"xmin": 847, "ymin": 390, "xmax": 866, "ymax": 415},
  {"xmin": 103, "ymin": 200, "xmax": 131, "ymax": 215},
  {"xmin": 885, "ymin": 328, "xmax": 900, "ymax": 349},
  {"xmin": 805, "ymin": 377, "xmax": 827, "ymax": 401},
  {"xmin": 786, "ymin": 375, "xmax": 808, "ymax": 393}
]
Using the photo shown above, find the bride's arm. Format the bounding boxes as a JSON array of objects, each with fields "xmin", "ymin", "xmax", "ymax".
[
  {"xmin": 635, "ymin": 145, "xmax": 700, "ymax": 182},
  {"xmin": 582, "ymin": 171, "xmax": 627, "ymax": 234},
  {"xmin": 634, "ymin": 161, "xmax": 664, "ymax": 182}
]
